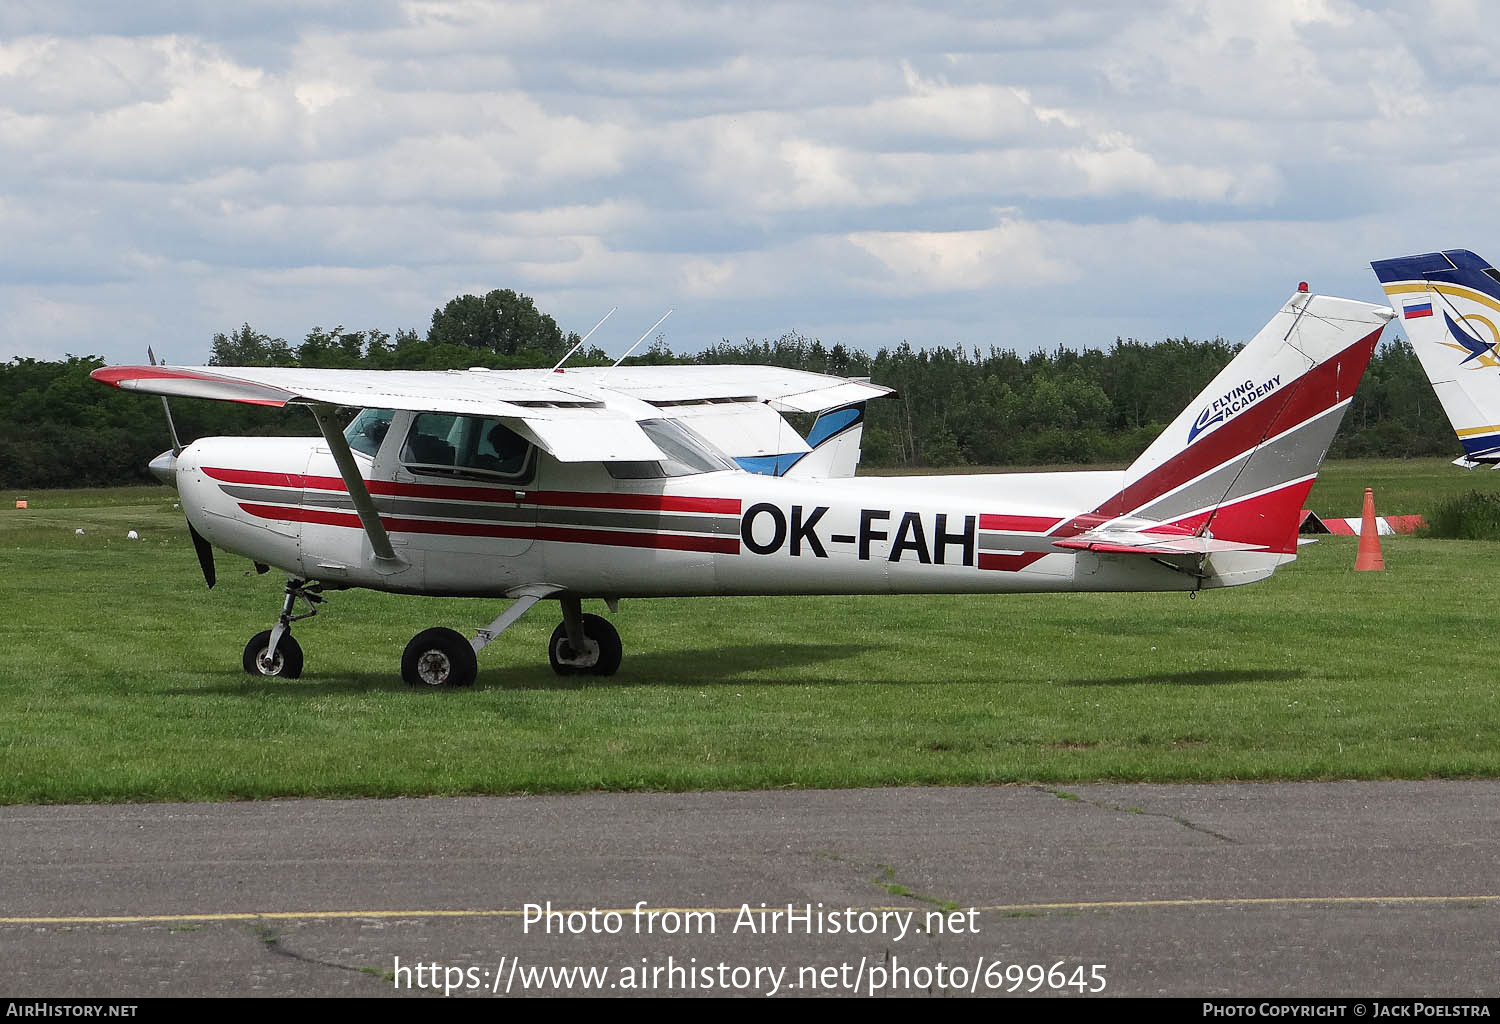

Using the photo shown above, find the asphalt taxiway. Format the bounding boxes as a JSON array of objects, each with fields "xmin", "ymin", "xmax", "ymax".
[{"xmin": 2, "ymin": 781, "xmax": 1496, "ymax": 997}]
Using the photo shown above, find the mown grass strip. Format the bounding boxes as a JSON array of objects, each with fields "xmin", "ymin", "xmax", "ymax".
[{"xmin": 2, "ymin": 459, "xmax": 1497, "ymax": 803}]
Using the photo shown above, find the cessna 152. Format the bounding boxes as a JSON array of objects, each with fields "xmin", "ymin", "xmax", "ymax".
[
  {"xmin": 93, "ymin": 290, "xmax": 1393, "ymax": 688},
  {"xmin": 1371, "ymin": 248, "xmax": 1500, "ymax": 467}
]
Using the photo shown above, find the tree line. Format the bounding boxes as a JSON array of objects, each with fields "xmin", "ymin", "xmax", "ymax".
[{"xmin": 0, "ymin": 288, "xmax": 1457, "ymax": 489}]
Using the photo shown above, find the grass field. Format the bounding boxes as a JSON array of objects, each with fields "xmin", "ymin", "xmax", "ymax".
[{"xmin": 3, "ymin": 458, "xmax": 1499, "ymax": 804}]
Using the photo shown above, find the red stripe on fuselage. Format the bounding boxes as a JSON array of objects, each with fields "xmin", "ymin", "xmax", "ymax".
[
  {"xmin": 236, "ymin": 503, "xmax": 740, "ymax": 555},
  {"xmin": 979, "ymin": 514, "xmax": 1065, "ymax": 533},
  {"xmin": 204, "ymin": 466, "xmax": 741, "ymax": 514},
  {"xmin": 1091, "ymin": 328, "xmax": 1381, "ymax": 521},
  {"xmin": 978, "ymin": 552, "xmax": 1048, "ymax": 572}
]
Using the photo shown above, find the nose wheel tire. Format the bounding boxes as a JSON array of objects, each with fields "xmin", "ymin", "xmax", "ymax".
[
  {"xmin": 243, "ymin": 630, "xmax": 304, "ymax": 679},
  {"xmin": 402, "ymin": 627, "xmax": 478, "ymax": 688},
  {"xmin": 549, "ymin": 613, "xmax": 622, "ymax": 676}
]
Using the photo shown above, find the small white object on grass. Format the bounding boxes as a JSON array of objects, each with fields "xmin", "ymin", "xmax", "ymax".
[
  {"xmin": 127, "ymin": 530, "xmax": 140, "ymax": 540},
  {"xmin": 75, "ymin": 529, "xmax": 84, "ymax": 536}
]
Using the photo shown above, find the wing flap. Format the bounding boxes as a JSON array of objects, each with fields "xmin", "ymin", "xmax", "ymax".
[
  {"xmin": 768, "ymin": 380, "xmax": 889, "ymax": 414},
  {"xmin": 503, "ymin": 413, "xmax": 664, "ymax": 463}
]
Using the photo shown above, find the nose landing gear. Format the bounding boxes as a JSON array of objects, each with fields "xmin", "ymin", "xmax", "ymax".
[{"xmin": 242, "ymin": 578, "xmax": 322, "ymax": 679}]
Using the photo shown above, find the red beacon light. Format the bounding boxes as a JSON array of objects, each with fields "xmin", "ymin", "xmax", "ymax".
[{"xmin": 1298, "ymin": 281, "xmax": 1309, "ymax": 293}]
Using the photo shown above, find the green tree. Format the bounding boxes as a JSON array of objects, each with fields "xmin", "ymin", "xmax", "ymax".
[
  {"xmin": 427, "ymin": 289, "xmax": 577, "ymax": 360},
  {"xmin": 209, "ymin": 324, "xmax": 294, "ymax": 366}
]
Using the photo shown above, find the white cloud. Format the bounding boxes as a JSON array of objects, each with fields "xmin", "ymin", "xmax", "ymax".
[
  {"xmin": 847, "ymin": 219, "xmax": 1073, "ymax": 294},
  {"xmin": 5, "ymin": 1, "xmax": 1500, "ymax": 363}
]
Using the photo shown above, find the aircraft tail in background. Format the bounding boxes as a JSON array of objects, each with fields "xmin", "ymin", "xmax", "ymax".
[
  {"xmin": 736, "ymin": 402, "xmax": 868, "ymax": 478},
  {"xmin": 1371, "ymin": 249, "xmax": 1500, "ymax": 466}
]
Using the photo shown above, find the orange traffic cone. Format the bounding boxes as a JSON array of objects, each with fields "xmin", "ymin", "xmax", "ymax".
[{"xmin": 1354, "ymin": 487, "xmax": 1385, "ymax": 571}]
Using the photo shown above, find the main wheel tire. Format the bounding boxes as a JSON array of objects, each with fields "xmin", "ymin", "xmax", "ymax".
[
  {"xmin": 243, "ymin": 629, "xmax": 304, "ymax": 679},
  {"xmin": 548, "ymin": 613, "xmax": 622, "ymax": 677},
  {"xmin": 402, "ymin": 627, "xmax": 478, "ymax": 688}
]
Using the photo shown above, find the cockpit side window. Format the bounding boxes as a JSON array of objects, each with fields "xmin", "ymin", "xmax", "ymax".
[
  {"xmin": 345, "ymin": 408, "xmax": 396, "ymax": 458},
  {"xmin": 400, "ymin": 412, "xmax": 534, "ymax": 482}
]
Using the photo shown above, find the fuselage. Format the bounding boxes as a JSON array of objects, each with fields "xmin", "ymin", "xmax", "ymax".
[{"xmin": 175, "ymin": 416, "xmax": 1287, "ymax": 600}]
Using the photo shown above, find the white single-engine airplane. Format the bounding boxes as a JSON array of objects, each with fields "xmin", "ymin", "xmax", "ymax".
[{"xmin": 93, "ymin": 290, "xmax": 1392, "ymax": 688}]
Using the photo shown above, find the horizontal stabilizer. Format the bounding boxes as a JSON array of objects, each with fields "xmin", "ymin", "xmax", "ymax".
[{"xmin": 1053, "ymin": 531, "xmax": 1267, "ymax": 556}]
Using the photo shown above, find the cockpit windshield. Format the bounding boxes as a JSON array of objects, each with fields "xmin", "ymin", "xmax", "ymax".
[{"xmin": 345, "ymin": 408, "xmax": 395, "ymax": 457}]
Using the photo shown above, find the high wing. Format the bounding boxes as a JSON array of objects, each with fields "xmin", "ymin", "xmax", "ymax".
[{"xmin": 91, "ymin": 363, "xmax": 894, "ymax": 464}]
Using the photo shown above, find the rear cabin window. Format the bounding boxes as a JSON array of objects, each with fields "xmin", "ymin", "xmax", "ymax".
[{"xmin": 400, "ymin": 413, "xmax": 533, "ymax": 481}]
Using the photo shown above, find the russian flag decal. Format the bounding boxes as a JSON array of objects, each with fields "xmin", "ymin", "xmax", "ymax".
[{"xmin": 1404, "ymin": 300, "xmax": 1434, "ymax": 319}]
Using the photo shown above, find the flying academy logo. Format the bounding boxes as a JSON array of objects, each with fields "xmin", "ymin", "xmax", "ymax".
[{"xmin": 1188, "ymin": 375, "xmax": 1282, "ymax": 443}]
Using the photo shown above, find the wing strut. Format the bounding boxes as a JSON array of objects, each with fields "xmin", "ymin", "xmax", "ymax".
[
  {"xmin": 145, "ymin": 347, "xmax": 184, "ymax": 456},
  {"xmin": 308, "ymin": 404, "xmax": 408, "ymax": 575}
]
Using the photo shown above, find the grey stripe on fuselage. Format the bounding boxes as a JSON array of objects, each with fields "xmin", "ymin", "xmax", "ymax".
[
  {"xmin": 217, "ymin": 484, "xmax": 737, "ymax": 535},
  {"xmin": 1132, "ymin": 403, "xmax": 1347, "ymax": 523},
  {"xmin": 978, "ymin": 533, "xmax": 1058, "ymax": 553}
]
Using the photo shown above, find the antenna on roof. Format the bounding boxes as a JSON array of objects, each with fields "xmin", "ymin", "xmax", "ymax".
[
  {"xmin": 551, "ymin": 307, "xmax": 617, "ymax": 373},
  {"xmin": 606, "ymin": 309, "xmax": 674, "ymax": 375}
]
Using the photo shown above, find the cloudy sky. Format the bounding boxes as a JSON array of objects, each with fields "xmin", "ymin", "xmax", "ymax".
[{"xmin": 3, "ymin": 0, "xmax": 1498, "ymax": 365}]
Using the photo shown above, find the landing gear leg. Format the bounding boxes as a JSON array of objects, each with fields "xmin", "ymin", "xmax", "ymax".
[
  {"xmin": 242, "ymin": 578, "xmax": 322, "ymax": 679},
  {"xmin": 549, "ymin": 596, "xmax": 622, "ymax": 676}
]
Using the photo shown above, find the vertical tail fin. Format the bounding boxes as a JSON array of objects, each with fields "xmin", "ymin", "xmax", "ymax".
[
  {"xmin": 1078, "ymin": 291, "xmax": 1391, "ymax": 554},
  {"xmin": 1371, "ymin": 249, "xmax": 1500, "ymax": 464}
]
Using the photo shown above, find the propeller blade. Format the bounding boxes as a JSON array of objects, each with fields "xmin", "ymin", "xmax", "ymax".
[{"xmin": 188, "ymin": 522, "xmax": 217, "ymax": 589}]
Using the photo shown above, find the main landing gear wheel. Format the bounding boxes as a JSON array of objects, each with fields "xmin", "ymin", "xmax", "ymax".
[
  {"xmin": 402, "ymin": 627, "xmax": 478, "ymax": 689},
  {"xmin": 549, "ymin": 613, "xmax": 622, "ymax": 677},
  {"xmin": 243, "ymin": 630, "xmax": 304, "ymax": 679}
]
